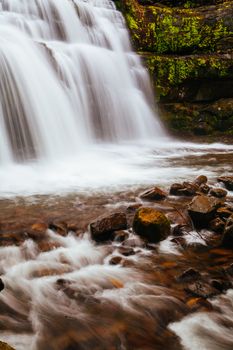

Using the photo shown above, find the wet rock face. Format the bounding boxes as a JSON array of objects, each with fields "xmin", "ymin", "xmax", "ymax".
[
  {"xmin": 118, "ymin": 0, "xmax": 233, "ymax": 135},
  {"xmin": 89, "ymin": 212, "xmax": 127, "ymax": 242},
  {"xmin": 133, "ymin": 207, "xmax": 170, "ymax": 243}
]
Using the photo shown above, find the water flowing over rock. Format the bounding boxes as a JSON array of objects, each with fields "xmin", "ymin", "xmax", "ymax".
[{"xmin": 0, "ymin": 0, "xmax": 165, "ymax": 164}]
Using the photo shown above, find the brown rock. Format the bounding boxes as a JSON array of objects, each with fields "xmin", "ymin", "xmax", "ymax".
[
  {"xmin": 188, "ymin": 195, "xmax": 221, "ymax": 228},
  {"xmin": 217, "ymin": 176, "xmax": 233, "ymax": 190},
  {"xmin": 170, "ymin": 182, "xmax": 198, "ymax": 196},
  {"xmin": 90, "ymin": 212, "xmax": 127, "ymax": 242},
  {"xmin": 113, "ymin": 230, "xmax": 129, "ymax": 242},
  {"xmin": 140, "ymin": 186, "xmax": 167, "ymax": 200},
  {"xmin": 193, "ymin": 175, "xmax": 208, "ymax": 186},
  {"xmin": 209, "ymin": 187, "xmax": 227, "ymax": 198},
  {"xmin": 118, "ymin": 247, "xmax": 135, "ymax": 256},
  {"xmin": 109, "ymin": 256, "xmax": 123, "ymax": 265},
  {"xmin": 133, "ymin": 207, "xmax": 170, "ymax": 243},
  {"xmin": 185, "ymin": 281, "xmax": 219, "ymax": 298}
]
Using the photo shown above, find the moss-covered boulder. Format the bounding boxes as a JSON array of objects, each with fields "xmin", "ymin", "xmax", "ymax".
[
  {"xmin": 0, "ymin": 341, "xmax": 15, "ymax": 350},
  {"xmin": 133, "ymin": 207, "xmax": 170, "ymax": 242}
]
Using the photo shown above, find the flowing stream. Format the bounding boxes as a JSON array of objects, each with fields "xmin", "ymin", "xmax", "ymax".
[{"xmin": 0, "ymin": 0, "xmax": 233, "ymax": 349}]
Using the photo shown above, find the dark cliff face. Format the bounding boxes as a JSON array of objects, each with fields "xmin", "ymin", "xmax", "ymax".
[{"xmin": 118, "ymin": 0, "xmax": 233, "ymax": 136}]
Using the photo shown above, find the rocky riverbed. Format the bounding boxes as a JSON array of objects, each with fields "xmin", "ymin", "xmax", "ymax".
[{"xmin": 0, "ymin": 173, "xmax": 233, "ymax": 350}]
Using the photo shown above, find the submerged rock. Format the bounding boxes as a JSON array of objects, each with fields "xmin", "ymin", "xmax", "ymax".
[
  {"xmin": 188, "ymin": 195, "xmax": 221, "ymax": 228},
  {"xmin": 140, "ymin": 186, "xmax": 167, "ymax": 200},
  {"xmin": 218, "ymin": 176, "xmax": 233, "ymax": 191},
  {"xmin": 133, "ymin": 207, "xmax": 170, "ymax": 243},
  {"xmin": 90, "ymin": 212, "xmax": 127, "ymax": 242}
]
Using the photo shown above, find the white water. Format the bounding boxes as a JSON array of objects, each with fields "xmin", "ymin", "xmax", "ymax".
[{"xmin": 0, "ymin": 0, "xmax": 164, "ymax": 165}]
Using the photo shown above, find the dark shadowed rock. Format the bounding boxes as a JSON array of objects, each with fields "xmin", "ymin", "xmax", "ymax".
[
  {"xmin": 140, "ymin": 186, "xmax": 167, "ymax": 200},
  {"xmin": 188, "ymin": 195, "xmax": 221, "ymax": 228},
  {"xmin": 0, "ymin": 278, "xmax": 4, "ymax": 292},
  {"xmin": 133, "ymin": 207, "xmax": 170, "ymax": 243},
  {"xmin": 216, "ymin": 206, "xmax": 233, "ymax": 219},
  {"xmin": 217, "ymin": 176, "xmax": 233, "ymax": 191},
  {"xmin": 209, "ymin": 187, "xmax": 227, "ymax": 198},
  {"xmin": 90, "ymin": 212, "xmax": 127, "ymax": 242},
  {"xmin": 172, "ymin": 224, "xmax": 189, "ymax": 236},
  {"xmin": 209, "ymin": 217, "xmax": 225, "ymax": 233},
  {"xmin": 222, "ymin": 214, "xmax": 233, "ymax": 249},
  {"xmin": 118, "ymin": 246, "xmax": 135, "ymax": 256},
  {"xmin": 199, "ymin": 183, "xmax": 210, "ymax": 194},
  {"xmin": 185, "ymin": 281, "xmax": 219, "ymax": 298},
  {"xmin": 177, "ymin": 268, "xmax": 201, "ymax": 283}
]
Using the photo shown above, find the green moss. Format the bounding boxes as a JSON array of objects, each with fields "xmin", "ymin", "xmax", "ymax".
[
  {"xmin": 143, "ymin": 53, "xmax": 233, "ymax": 100},
  {"xmin": 120, "ymin": 0, "xmax": 233, "ymax": 54}
]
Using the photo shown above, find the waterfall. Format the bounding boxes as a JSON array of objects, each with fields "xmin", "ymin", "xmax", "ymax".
[{"xmin": 0, "ymin": 0, "xmax": 165, "ymax": 164}]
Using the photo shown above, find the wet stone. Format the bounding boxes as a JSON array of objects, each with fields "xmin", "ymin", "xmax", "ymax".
[
  {"xmin": 193, "ymin": 175, "xmax": 208, "ymax": 186},
  {"xmin": 140, "ymin": 186, "xmax": 167, "ymax": 201},
  {"xmin": 118, "ymin": 246, "xmax": 135, "ymax": 256},
  {"xmin": 209, "ymin": 187, "xmax": 227, "ymax": 198},
  {"xmin": 48, "ymin": 221, "xmax": 68, "ymax": 236},
  {"xmin": 172, "ymin": 224, "xmax": 189, "ymax": 236},
  {"xmin": 113, "ymin": 230, "xmax": 129, "ymax": 242},
  {"xmin": 90, "ymin": 212, "xmax": 127, "ymax": 242},
  {"xmin": 188, "ymin": 195, "xmax": 221, "ymax": 228},
  {"xmin": 218, "ymin": 176, "xmax": 233, "ymax": 191},
  {"xmin": 109, "ymin": 256, "xmax": 123, "ymax": 265},
  {"xmin": 216, "ymin": 206, "xmax": 233, "ymax": 219},
  {"xmin": 185, "ymin": 281, "xmax": 219, "ymax": 298}
]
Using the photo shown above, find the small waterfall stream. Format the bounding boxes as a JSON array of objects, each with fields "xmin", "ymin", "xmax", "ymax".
[{"xmin": 0, "ymin": 0, "xmax": 164, "ymax": 163}]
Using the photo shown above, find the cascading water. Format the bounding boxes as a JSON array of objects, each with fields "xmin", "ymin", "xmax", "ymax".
[{"xmin": 0, "ymin": 0, "xmax": 164, "ymax": 164}]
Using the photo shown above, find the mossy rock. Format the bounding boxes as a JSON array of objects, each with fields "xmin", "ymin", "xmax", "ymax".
[
  {"xmin": 142, "ymin": 53, "xmax": 233, "ymax": 100},
  {"xmin": 133, "ymin": 207, "xmax": 170, "ymax": 242},
  {"xmin": 120, "ymin": 0, "xmax": 233, "ymax": 54},
  {"xmin": 0, "ymin": 341, "xmax": 15, "ymax": 350}
]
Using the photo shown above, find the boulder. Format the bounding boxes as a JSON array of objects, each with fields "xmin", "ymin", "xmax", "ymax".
[
  {"xmin": 218, "ymin": 176, "xmax": 233, "ymax": 191},
  {"xmin": 188, "ymin": 195, "xmax": 221, "ymax": 228},
  {"xmin": 133, "ymin": 207, "xmax": 170, "ymax": 243},
  {"xmin": 140, "ymin": 186, "xmax": 167, "ymax": 200},
  {"xmin": 209, "ymin": 187, "xmax": 227, "ymax": 198},
  {"xmin": 222, "ymin": 214, "xmax": 233, "ymax": 249},
  {"xmin": 90, "ymin": 212, "xmax": 127, "ymax": 242}
]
